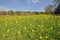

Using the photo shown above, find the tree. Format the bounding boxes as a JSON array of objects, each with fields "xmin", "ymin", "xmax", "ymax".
[
  {"xmin": 45, "ymin": 4, "xmax": 54, "ymax": 14},
  {"xmin": 54, "ymin": 0, "xmax": 60, "ymax": 14},
  {"xmin": 54, "ymin": 4, "xmax": 60, "ymax": 14},
  {"xmin": 54, "ymin": 0, "xmax": 60, "ymax": 4}
]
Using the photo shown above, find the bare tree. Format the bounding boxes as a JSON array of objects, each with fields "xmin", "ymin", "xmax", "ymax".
[{"xmin": 45, "ymin": 4, "xmax": 54, "ymax": 14}]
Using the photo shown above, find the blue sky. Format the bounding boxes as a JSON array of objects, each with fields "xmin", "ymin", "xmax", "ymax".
[{"xmin": 0, "ymin": 0, "xmax": 53, "ymax": 12}]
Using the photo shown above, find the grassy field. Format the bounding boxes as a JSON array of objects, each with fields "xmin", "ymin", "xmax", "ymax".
[{"xmin": 0, "ymin": 14, "xmax": 60, "ymax": 40}]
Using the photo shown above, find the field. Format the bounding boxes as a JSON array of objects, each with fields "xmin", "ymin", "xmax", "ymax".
[{"xmin": 0, "ymin": 14, "xmax": 60, "ymax": 40}]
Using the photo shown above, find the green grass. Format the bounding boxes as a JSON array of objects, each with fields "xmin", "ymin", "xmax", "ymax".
[{"xmin": 0, "ymin": 14, "xmax": 60, "ymax": 40}]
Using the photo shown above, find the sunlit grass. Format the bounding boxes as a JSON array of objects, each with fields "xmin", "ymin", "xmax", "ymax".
[{"xmin": 0, "ymin": 14, "xmax": 60, "ymax": 40}]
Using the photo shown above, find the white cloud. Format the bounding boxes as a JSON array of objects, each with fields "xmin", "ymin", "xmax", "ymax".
[
  {"xmin": 0, "ymin": 6, "xmax": 10, "ymax": 11},
  {"xmin": 31, "ymin": 0, "xmax": 39, "ymax": 3},
  {"xmin": 26, "ymin": 0, "xmax": 39, "ymax": 4}
]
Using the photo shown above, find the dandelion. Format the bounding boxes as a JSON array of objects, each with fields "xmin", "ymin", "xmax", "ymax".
[{"xmin": 40, "ymin": 36, "xmax": 42, "ymax": 39}]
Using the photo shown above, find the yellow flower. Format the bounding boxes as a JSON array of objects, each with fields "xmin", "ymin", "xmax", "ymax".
[
  {"xmin": 49, "ymin": 27, "xmax": 53, "ymax": 30},
  {"xmin": 40, "ymin": 36, "xmax": 42, "ymax": 39},
  {"xmin": 58, "ymin": 24, "xmax": 60, "ymax": 26},
  {"xmin": 18, "ymin": 31, "xmax": 20, "ymax": 34},
  {"xmin": 18, "ymin": 23, "xmax": 20, "ymax": 25},
  {"xmin": 5, "ymin": 24, "xmax": 7, "ymax": 27},
  {"xmin": 38, "ymin": 24, "xmax": 40, "ymax": 26},
  {"xmin": 32, "ymin": 30, "xmax": 34, "ymax": 32},
  {"xmin": 10, "ymin": 23, "xmax": 12, "ymax": 24},
  {"xmin": 7, "ymin": 29, "xmax": 10, "ymax": 32},
  {"xmin": 45, "ymin": 36, "xmax": 48, "ymax": 39},
  {"xmin": 30, "ymin": 24, "xmax": 32, "ymax": 26},
  {"xmin": 3, "ymin": 34, "xmax": 6, "ymax": 36},
  {"xmin": 51, "ymin": 38, "xmax": 55, "ymax": 40},
  {"xmin": 46, "ymin": 17, "xmax": 49, "ymax": 20},
  {"xmin": 6, "ymin": 21, "xmax": 8, "ymax": 24},
  {"xmin": 58, "ymin": 31, "xmax": 60, "ymax": 34},
  {"xmin": 41, "ymin": 25, "xmax": 43, "ymax": 28},
  {"xmin": 16, "ymin": 21, "xmax": 18, "ymax": 24},
  {"xmin": 36, "ymin": 39, "xmax": 38, "ymax": 40},
  {"xmin": 24, "ymin": 27, "xmax": 26, "ymax": 29}
]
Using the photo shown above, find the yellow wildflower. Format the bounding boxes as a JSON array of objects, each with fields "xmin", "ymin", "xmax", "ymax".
[
  {"xmin": 16, "ymin": 21, "xmax": 18, "ymax": 24},
  {"xmin": 58, "ymin": 31, "xmax": 60, "ymax": 34},
  {"xmin": 5, "ymin": 24, "xmax": 7, "ymax": 27},
  {"xmin": 41, "ymin": 25, "xmax": 43, "ymax": 28},
  {"xmin": 24, "ymin": 27, "xmax": 26, "ymax": 29},
  {"xmin": 18, "ymin": 23, "xmax": 20, "ymax": 25},
  {"xmin": 6, "ymin": 21, "xmax": 8, "ymax": 24},
  {"xmin": 40, "ymin": 36, "xmax": 42, "ymax": 39},
  {"xmin": 45, "ymin": 36, "xmax": 48, "ymax": 39},
  {"xmin": 46, "ymin": 18, "xmax": 48, "ymax": 20},
  {"xmin": 30, "ymin": 23, "xmax": 32, "ymax": 26},
  {"xmin": 3, "ymin": 34, "xmax": 6, "ymax": 37},
  {"xmin": 36, "ymin": 39, "xmax": 38, "ymax": 40},
  {"xmin": 49, "ymin": 27, "xmax": 53, "ymax": 30},
  {"xmin": 32, "ymin": 30, "xmax": 34, "ymax": 32},
  {"xmin": 18, "ymin": 31, "xmax": 20, "ymax": 34},
  {"xmin": 38, "ymin": 24, "xmax": 40, "ymax": 26},
  {"xmin": 7, "ymin": 29, "xmax": 10, "ymax": 32},
  {"xmin": 58, "ymin": 24, "xmax": 60, "ymax": 26}
]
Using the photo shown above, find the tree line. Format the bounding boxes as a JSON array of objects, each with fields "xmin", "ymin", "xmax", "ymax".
[{"xmin": 0, "ymin": 11, "xmax": 45, "ymax": 16}]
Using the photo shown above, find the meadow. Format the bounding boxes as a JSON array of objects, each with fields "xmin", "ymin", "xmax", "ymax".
[{"xmin": 0, "ymin": 14, "xmax": 60, "ymax": 40}]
